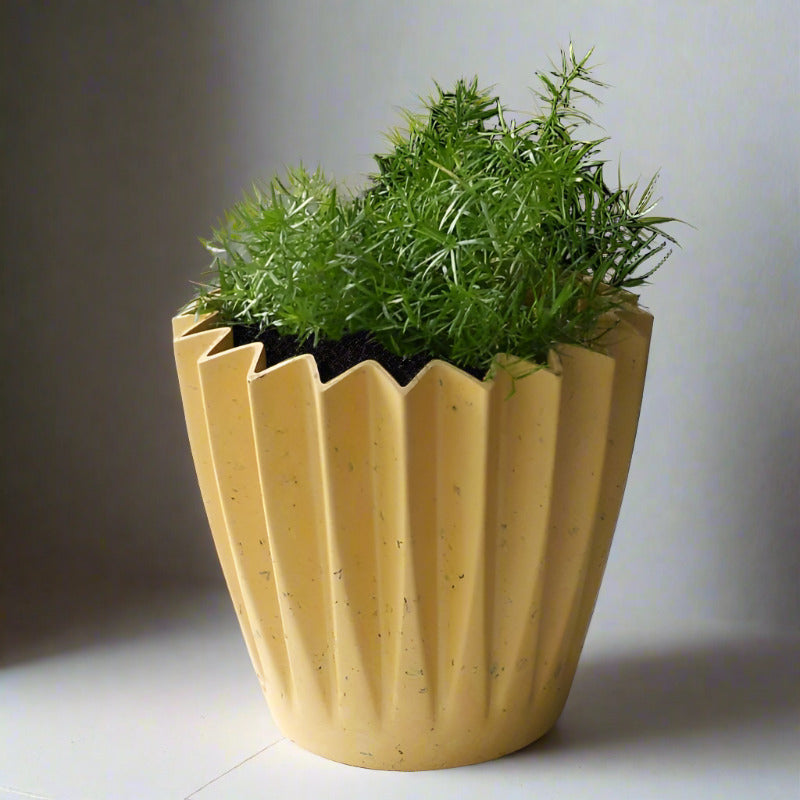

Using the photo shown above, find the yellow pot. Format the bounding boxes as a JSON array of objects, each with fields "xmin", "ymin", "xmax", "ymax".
[{"xmin": 172, "ymin": 305, "xmax": 652, "ymax": 770}]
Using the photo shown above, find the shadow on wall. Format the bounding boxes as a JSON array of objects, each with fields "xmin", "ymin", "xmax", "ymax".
[
  {"xmin": 732, "ymin": 408, "xmax": 800, "ymax": 631},
  {"xmin": 0, "ymin": 3, "xmax": 257, "ymax": 615}
]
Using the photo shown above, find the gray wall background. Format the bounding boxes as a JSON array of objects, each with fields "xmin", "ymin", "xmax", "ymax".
[{"xmin": 2, "ymin": 2, "xmax": 798, "ymax": 636}]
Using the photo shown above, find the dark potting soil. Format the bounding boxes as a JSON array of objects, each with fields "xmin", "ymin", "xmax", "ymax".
[{"xmin": 232, "ymin": 326, "xmax": 485, "ymax": 386}]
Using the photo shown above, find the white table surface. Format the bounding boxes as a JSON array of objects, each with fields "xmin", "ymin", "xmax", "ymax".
[{"xmin": 2, "ymin": 587, "xmax": 798, "ymax": 800}]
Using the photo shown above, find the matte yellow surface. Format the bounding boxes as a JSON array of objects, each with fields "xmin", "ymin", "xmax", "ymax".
[{"xmin": 173, "ymin": 307, "xmax": 652, "ymax": 770}]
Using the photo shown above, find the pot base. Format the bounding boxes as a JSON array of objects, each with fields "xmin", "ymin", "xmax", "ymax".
[{"xmin": 273, "ymin": 702, "xmax": 563, "ymax": 771}]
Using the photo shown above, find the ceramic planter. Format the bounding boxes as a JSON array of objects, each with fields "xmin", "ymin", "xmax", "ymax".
[{"xmin": 173, "ymin": 304, "xmax": 652, "ymax": 770}]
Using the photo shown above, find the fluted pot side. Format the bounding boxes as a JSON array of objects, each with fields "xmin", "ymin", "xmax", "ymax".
[{"xmin": 172, "ymin": 306, "xmax": 652, "ymax": 770}]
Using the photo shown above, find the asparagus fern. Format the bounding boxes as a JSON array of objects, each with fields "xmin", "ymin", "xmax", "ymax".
[{"xmin": 188, "ymin": 45, "xmax": 678, "ymax": 374}]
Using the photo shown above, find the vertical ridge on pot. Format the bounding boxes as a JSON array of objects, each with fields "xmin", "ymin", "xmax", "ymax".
[
  {"xmin": 318, "ymin": 363, "xmax": 395, "ymax": 723},
  {"xmin": 248, "ymin": 356, "xmax": 336, "ymax": 717},
  {"xmin": 528, "ymin": 345, "xmax": 616, "ymax": 719},
  {"xmin": 173, "ymin": 322, "xmax": 270, "ymax": 690},
  {"xmin": 363, "ymin": 370, "xmax": 411, "ymax": 724},
  {"xmin": 362, "ymin": 366, "xmax": 409, "ymax": 722},
  {"xmin": 400, "ymin": 365, "xmax": 444, "ymax": 720},
  {"xmin": 562, "ymin": 310, "xmax": 653, "ymax": 686},
  {"xmin": 417, "ymin": 364, "xmax": 492, "ymax": 725},
  {"xmin": 197, "ymin": 342, "xmax": 292, "ymax": 703},
  {"xmin": 484, "ymin": 358, "xmax": 563, "ymax": 716}
]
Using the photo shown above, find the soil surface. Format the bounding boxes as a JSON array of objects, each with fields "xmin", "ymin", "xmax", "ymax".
[{"xmin": 232, "ymin": 326, "xmax": 484, "ymax": 385}]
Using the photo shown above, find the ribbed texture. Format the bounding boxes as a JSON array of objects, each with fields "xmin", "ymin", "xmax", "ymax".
[{"xmin": 173, "ymin": 306, "xmax": 652, "ymax": 770}]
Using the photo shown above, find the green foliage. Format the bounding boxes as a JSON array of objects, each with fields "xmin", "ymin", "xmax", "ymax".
[{"xmin": 188, "ymin": 45, "xmax": 678, "ymax": 374}]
